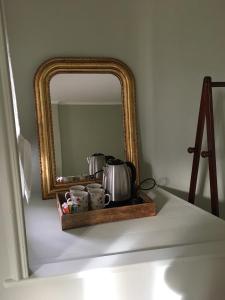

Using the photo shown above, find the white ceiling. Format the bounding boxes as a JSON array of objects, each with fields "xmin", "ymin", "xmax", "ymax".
[{"xmin": 50, "ymin": 73, "xmax": 122, "ymax": 105}]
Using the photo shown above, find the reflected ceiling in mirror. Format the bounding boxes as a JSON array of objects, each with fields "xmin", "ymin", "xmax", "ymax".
[{"xmin": 49, "ymin": 73, "xmax": 125, "ymax": 179}]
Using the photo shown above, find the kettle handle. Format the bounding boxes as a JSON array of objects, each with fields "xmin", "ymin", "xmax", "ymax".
[{"xmin": 125, "ymin": 161, "xmax": 136, "ymax": 185}]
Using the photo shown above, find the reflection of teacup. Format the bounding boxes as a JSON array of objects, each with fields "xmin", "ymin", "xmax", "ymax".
[
  {"xmin": 65, "ymin": 190, "xmax": 88, "ymax": 212},
  {"xmin": 69, "ymin": 185, "xmax": 85, "ymax": 191},
  {"xmin": 88, "ymin": 188, "xmax": 110, "ymax": 210},
  {"xmin": 86, "ymin": 183, "xmax": 102, "ymax": 191}
]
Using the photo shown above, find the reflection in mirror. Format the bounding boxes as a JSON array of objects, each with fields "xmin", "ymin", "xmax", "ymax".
[
  {"xmin": 34, "ymin": 58, "xmax": 139, "ymax": 199},
  {"xmin": 50, "ymin": 74, "xmax": 125, "ymax": 181}
]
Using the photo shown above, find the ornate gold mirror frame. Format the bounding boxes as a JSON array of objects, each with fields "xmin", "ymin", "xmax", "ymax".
[{"xmin": 34, "ymin": 57, "xmax": 139, "ymax": 199}]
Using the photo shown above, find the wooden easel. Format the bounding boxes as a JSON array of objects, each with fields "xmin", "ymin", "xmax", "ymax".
[{"xmin": 187, "ymin": 76, "xmax": 225, "ymax": 217}]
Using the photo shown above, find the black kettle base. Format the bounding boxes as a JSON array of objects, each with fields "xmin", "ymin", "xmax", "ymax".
[{"xmin": 105, "ymin": 197, "xmax": 144, "ymax": 208}]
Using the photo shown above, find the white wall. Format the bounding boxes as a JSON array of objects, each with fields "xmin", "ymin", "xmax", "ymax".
[
  {"xmin": 2, "ymin": 0, "xmax": 225, "ymax": 299},
  {"xmin": 3, "ymin": 0, "xmax": 153, "ymax": 196},
  {"xmin": 149, "ymin": 0, "xmax": 225, "ymax": 217},
  {"xmin": 4, "ymin": 0, "xmax": 225, "ymax": 217}
]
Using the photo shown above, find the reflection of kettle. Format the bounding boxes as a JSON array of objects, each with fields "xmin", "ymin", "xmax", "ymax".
[
  {"xmin": 87, "ymin": 153, "xmax": 106, "ymax": 179},
  {"xmin": 87, "ymin": 153, "xmax": 115, "ymax": 179},
  {"xmin": 102, "ymin": 159, "xmax": 136, "ymax": 202}
]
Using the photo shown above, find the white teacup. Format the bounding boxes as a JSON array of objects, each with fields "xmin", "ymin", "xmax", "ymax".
[
  {"xmin": 65, "ymin": 190, "xmax": 89, "ymax": 212},
  {"xmin": 86, "ymin": 183, "xmax": 102, "ymax": 191},
  {"xmin": 88, "ymin": 188, "xmax": 111, "ymax": 210}
]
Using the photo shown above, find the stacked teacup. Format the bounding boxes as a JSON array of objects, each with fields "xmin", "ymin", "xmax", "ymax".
[
  {"xmin": 63, "ymin": 183, "xmax": 110, "ymax": 214},
  {"xmin": 65, "ymin": 185, "xmax": 88, "ymax": 213},
  {"xmin": 86, "ymin": 183, "xmax": 110, "ymax": 210}
]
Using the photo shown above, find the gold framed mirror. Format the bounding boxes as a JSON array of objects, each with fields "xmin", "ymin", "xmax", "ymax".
[{"xmin": 34, "ymin": 58, "xmax": 139, "ymax": 199}]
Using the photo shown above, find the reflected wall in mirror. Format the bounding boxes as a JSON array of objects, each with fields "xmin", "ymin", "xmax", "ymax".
[
  {"xmin": 34, "ymin": 58, "xmax": 139, "ymax": 199},
  {"xmin": 50, "ymin": 74, "xmax": 125, "ymax": 178}
]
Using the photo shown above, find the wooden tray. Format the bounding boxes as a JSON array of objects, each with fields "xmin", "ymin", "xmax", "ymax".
[{"xmin": 56, "ymin": 191, "xmax": 156, "ymax": 230}]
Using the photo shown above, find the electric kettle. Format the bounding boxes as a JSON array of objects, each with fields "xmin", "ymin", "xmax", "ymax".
[{"xmin": 102, "ymin": 159, "xmax": 136, "ymax": 202}]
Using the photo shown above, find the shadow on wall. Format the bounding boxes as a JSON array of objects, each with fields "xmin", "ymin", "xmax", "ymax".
[
  {"xmin": 140, "ymin": 158, "xmax": 153, "ymax": 181},
  {"xmin": 160, "ymin": 89, "xmax": 225, "ymax": 220},
  {"xmin": 214, "ymin": 89, "xmax": 225, "ymax": 220},
  {"xmin": 138, "ymin": 132, "xmax": 153, "ymax": 181}
]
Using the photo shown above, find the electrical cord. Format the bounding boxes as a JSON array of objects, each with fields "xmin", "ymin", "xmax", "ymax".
[{"xmin": 137, "ymin": 177, "xmax": 157, "ymax": 191}]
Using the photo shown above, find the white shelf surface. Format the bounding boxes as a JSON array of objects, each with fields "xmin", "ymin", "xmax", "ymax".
[{"xmin": 24, "ymin": 188, "xmax": 225, "ymax": 277}]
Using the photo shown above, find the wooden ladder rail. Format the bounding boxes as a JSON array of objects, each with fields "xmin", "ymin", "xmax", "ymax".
[{"xmin": 188, "ymin": 76, "xmax": 225, "ymax": 217}]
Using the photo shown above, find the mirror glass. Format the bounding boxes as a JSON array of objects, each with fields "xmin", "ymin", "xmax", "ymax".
[{"xmin": 49, "ymin": 73, "xmax": 125, "ymax": 181}]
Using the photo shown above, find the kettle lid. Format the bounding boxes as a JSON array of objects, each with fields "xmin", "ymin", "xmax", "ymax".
[
  {"xmin": 107, "ymin": 158, "xmax": 124, "ymax": 165},
  {"xmin": 91, "ymin": 153, "xmax": 105, "ymax": 156}
]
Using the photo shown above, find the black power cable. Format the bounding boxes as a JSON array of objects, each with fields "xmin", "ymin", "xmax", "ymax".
[{"xmin": 137, "ymin": 177, "xmax": 157, "ymax": 191}]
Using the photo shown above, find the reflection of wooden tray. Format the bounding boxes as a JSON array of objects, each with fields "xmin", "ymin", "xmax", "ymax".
[{"xmin": 56, "ymin": 191, "xmax": 156, "ymax": 230}]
